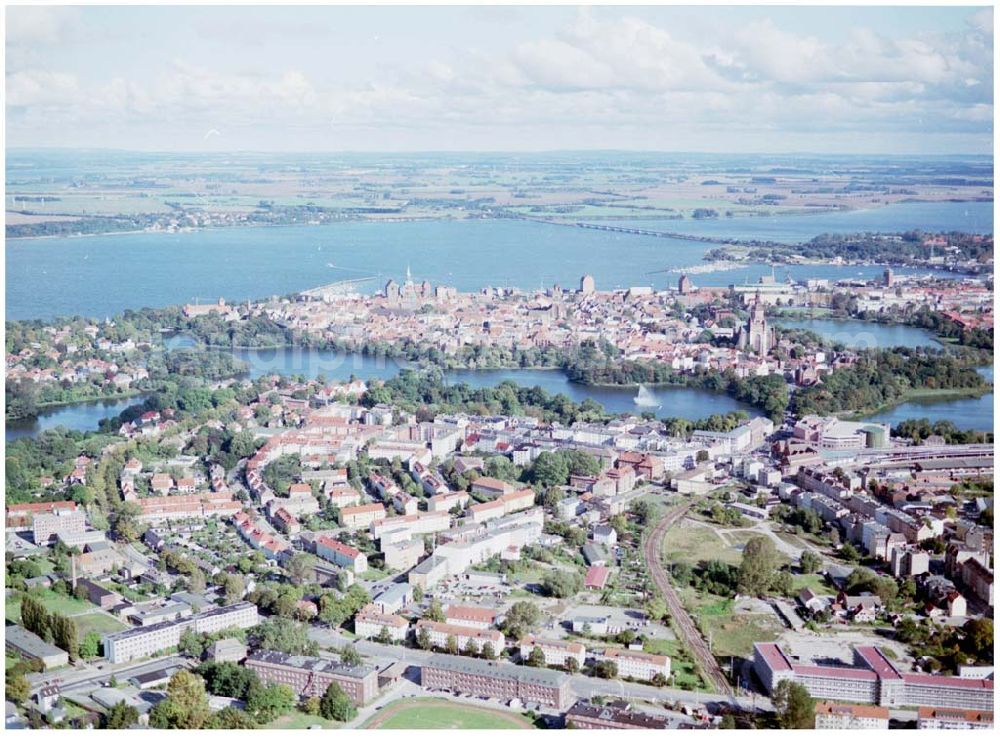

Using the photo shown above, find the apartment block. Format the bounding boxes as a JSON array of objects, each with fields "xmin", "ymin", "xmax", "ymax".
[
  {"xmin": 382, "ymin": 538, "xmax": 424, "ymax": 571},
  {"xmin": 518, "ymin": 636, "xmax": 586, "ymax": 668},
  {"xmin": 32, "ymin": 509, "xmax": 87, "ymax": 545},
  {"xmin": 917, "ymin": 707, "xmax": 994, "ymax": 730},
  {"xmin": 103, "ymin": 602, "xmax": 258, "ymax": 663},
  {"xmin": 420, "ymin": 653, "xmax": 571, "ymax": 710},
  {"xmin": 246, "ymin": 650, "xmax": 378, "ymax": 706},
  {"xmin": 604, "ymin": 648, "xmax": 670, "ymax": 681},
  {"xmin": 315, "ymin": 535, "xmax": 368, "ymax": 573},
  {"xmin": 340, "ymin": 503, "xmax": 386, "ymax": 530},
  {"xmin": 415, "ymin": 619, "xmax": 505, "ymax": 654},
  {"xmin": 354, "ymin": 604, "xmax": 408, "ymax": 642},
  {"xmin": 814, "ymin": 702, "xmax": 890, "ymax": 730}
]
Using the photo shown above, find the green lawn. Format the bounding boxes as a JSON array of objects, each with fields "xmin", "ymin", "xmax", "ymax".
[
  {"xmin": 365, "ymin": 699, "xmax": 535, "ymax": 729},
  {"xmin": 643, "ymin": 638, "xmax": 707, "ymax": 691},
  {"xmin": 266, "ymin": 711, "xmax": 344, "ymax": 730},
  {"xmin": 681, "ymin": 591, "xmax": 783, "ymax": 658},
  {"xmin": 7, "ymin": 589, "xmax": 95, "ymax": 620},
  {"xmin": 793, "ymin": 573, "xmax": 835, "ymax": 595},
  {"xmin": 661, "ymin": 524, "xmax": 742, "ymax": 567},
  {"xmin": 72, "ymin": 613, "xmax": 126, "ymax": 638}
]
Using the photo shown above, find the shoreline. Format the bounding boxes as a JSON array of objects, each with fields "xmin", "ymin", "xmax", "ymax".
[
  {"xmin": 6, "ymin": 390, "xmax": 147, "ymax": 426},
  {"xmin": 842, "ymin": 386, "xmax": 993, "ymax": 421},
  {"xmin": 9, "ymin": 196, "xmax": 993, "ymax": 245}
]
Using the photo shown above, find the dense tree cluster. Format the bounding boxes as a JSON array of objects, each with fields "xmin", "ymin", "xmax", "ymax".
[
  {"xmin": 249, "ymin": 617, "xmax": 319, "ymax": 656},
  {"xmin": 745, "ymin": 231, "xmax": 993, "ymax": 266},
  {"xmin": 795, "ymin": 348, "xmax": 989, "ymax": 417},
  {"xmin": 20, "ymin": 594, "xmax": 79, "ymax": 660},
  {"xmin": 363, "ymin": 369, "xmax": 611, "ymax": 426},
  {"xmin": 893, "ymin": 418, "xmax": 992, "ymax": 445}
]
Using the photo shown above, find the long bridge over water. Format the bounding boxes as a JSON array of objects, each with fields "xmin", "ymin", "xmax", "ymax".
[{"xmin": 516, "ymin": 216, "xmax": 783, "ymax": 248}]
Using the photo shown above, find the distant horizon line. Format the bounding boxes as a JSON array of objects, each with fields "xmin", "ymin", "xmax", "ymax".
[{"xmin": 6, "ymin": 146, "xmax": 993, "ymax": 159}]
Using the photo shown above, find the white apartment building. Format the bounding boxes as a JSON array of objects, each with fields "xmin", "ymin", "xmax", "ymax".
[
  {"xmin": 519, "ymin": 636, "xmax": 586, "ymax": 668},
  {"xmin": 354, "ymin": 604, "xmax": 408, "ymax": 642},
  {"xmin": 316, "ymin": 535, "xmax": 368, "ymax": 573},
  {"xmin": 427, "ymin": 490, "xmax": 469, "ymax": 512},
  {"xmin": 604, "ymin": 648, "xmax": 670, "ymax": 681},
  {"xmin": 382, "ymin": 538, "xmax": 424, "ymax": 571},
  {"xmin": 370, "ymin": 510, "xmax": 450, "ymax": 540},
  {"xmin": 444, "ymin": 604, "xmax": 497, "ymax": 629},
  {"xmin": 917, "ymin": 707, "xmax": 994, "ymax": 730},
  {"xmin": 104, "ymin": 602, "xmax": 258, "ymax": 663},
  {"xmin": 32, "ymin": 510, "xmax": 87, "ymax": 545},
  {"xmin": 415, "ymin": 620, "xmax": 505, "ymax": 653},
  {"xmin": 340, "ymin": 503, "xmax": 386, "ymax": 530}
]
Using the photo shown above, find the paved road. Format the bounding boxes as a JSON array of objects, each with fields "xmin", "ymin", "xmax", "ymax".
[
  {"xmin": 643, "ymin": 502, "xmax": 734, "ymax": 698},
  {"xmin": 307, "ymin": 625, "xmax": 755, "ymax": 711}
]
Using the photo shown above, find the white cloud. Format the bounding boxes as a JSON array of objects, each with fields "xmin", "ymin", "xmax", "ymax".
[{"xmin": 4, "ymin": 7, "xmax": 992, "ymax": 151}]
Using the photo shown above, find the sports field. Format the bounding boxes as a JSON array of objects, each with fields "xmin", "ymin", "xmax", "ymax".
[{"xmin": 364, "ymin": 698, "xmax": 535, "ymax": 729}]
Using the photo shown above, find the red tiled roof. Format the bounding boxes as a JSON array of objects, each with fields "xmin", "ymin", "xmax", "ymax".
[
  {"xmin": 756, "ymin": 643, "xmax": 794, "ymax": 673},
  {"xmin": 445, "ymin": 604, "xmax": 497, "ymax": 623},
  {"xmin": 903, "ymin": 673, "xmax": 993, "ymax": 690},
  {"xmin": 584, "ymin": 566, "xmax": 610, "ymax": 589},
  {"xmin": 317, "ymin": 536, "xmax": 362, "ymax": 559}
]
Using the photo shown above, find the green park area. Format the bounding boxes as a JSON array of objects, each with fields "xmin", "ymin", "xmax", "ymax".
[
  {"xmin": 364, "ymin": 698, "xmax": 535, "ymax": 729},
  {"xmin": 643, "ymin": 638, "xmax": 708, "ymax": 691},
  {"xmin": 7, "ymin": 588, "xmax": 95, "ymax": 619},
  {"xmin": 661, "ymin": 523, "xmax": 742, "ymax": 567},
  {"xmin": 681, "ymin": 591, "xmax": 783, "ymax": 658},
  {"xmin": 7, "ymin": 588, "xmax": 125, "ymax": 639},
  {"xmin": 265, "ymin": 712, "xmax": 346, "ymax": 730}
]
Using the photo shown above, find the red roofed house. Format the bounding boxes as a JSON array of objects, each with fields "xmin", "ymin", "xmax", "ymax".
[
  {"xmin": 340, "ymin": 503, "xmax": 386, "ymax": 530},
  {"xmin": 6, "ymin": 501, "xmax": 77, "ymax": 530},
  {"xmin": 470, "ymin": 477, "xmax": 514, "ymax": 499},
  {"xmin": 584, "ymin": 565, "xmax": 611, "ymax": 591},
  {"xmin": 316, "ymin": 535, "xmax": 368, "ymax": 573},
  {"xmin": 445, "ymin": 604, "xmax": 498, "ymax": 629},
  {"xmin": 271, "ymin": 507, "xmax": 301, "ymax": 536}
]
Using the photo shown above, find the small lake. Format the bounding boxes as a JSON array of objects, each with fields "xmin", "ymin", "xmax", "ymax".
[
  {"xmin": 234, "ymin": 346, "xmax": 762, "ymax": 418},
  {"xmin": 860, "ymin": 393, "xmax": 994, "ymax": 433},
  {"xmin": 775, "ymin": 318, "xmax": 940, "ymax": 349},
  {"xmin": 5, "ymin": 394, "xmax": 151, "ymax": 443},
  {"xmin": 11, "ymin": 342, "xmax": 990, "ymax": 442}
]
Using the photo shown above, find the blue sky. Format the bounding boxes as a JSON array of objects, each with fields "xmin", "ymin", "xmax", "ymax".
[{"xmin": 5, "ymin": 5, "xmax": 994, "ymax": 153}]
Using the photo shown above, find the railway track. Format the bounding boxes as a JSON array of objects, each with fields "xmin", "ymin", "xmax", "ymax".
[{"xmin": 643, "ymin": 502, "xmax": 734, "ymax": 698}]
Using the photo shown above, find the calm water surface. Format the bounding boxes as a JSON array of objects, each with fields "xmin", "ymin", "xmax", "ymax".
[
  {"xmin": 6, "ymin": 201, "xmax": 990, "ymax": 321},
  {"xmin": 7, "ymin": 202, "xmax": 993, "ymax": 437},
  {"xmin": 5, "ymin": 394, "xmax": 151, "ymax": 442},
  {"xmin": 775, "ymin": 318, "xmax": 940, "ymax": 349}
]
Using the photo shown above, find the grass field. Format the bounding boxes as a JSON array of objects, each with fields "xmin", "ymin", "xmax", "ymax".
[
  {"xmin": 793, "ymin": 573, "xmax": 836, "ymax": 595},
  {"xmin": 7, "ymin": 589, "xmax": 95, "ymax": 620},
  {"xmin": 265, "ymin": 712, "xmax": 345, "ymax": 730},
  {"xmin": 73, "ymin": 612, "xmax": 126, "ymax": 638},
  {"xmin": 643, "ymin": 638, "xmax": 708, "ymax": 691},
  {"xmin": 681, "ymin": 591, "xmax": 783, "ymax": 658},
  {"xmin": 661, "ymin": 523, "xmax": 742, "ymax": 567},
  {"xmin": 364, "ymin": 699, "xmax": 535, "ymax": 730}
]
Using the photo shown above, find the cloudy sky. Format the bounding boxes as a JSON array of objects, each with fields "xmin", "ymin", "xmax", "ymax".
[{"xmin": 5, "ymin": 4, "xmax": 994, "ymax": 153}]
